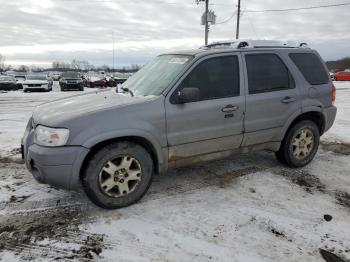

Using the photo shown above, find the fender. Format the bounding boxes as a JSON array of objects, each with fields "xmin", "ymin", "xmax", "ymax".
[
  {"xmin": 278, "ymin": 106, "xmax": 324, "ymax": 142},
  {"xmin": 82, "ymin": 128, "xmax": 166, "ymax": 166}
]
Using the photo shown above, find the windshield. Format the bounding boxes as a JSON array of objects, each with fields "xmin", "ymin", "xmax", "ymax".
[
  {"xmin": 122, "ymin": 55, "xmax": 193, "ymax": 96},
  {"xmin": 0, "ymin": 76, "xmax": 14, "ymax": 81},
  {"xmin": 26, "ymin": 75, "xmax": 47, "ymax": 80},
  {"xmin": 62, "ymin": 72, "xmax": 80, "ymax": 78},
  {"xmin": 15, "ymin": 76, "xmax": 26, "ymax": 80}
]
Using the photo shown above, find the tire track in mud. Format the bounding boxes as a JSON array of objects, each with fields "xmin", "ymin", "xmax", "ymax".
[
  {"xmin": 0, "ymin": 159, "xmax": 267, "ymax": 260},
  {"xmin": 0, "ymin": 205, "xmax": 106, "ymax": 261},
  {"xmin": 320, "ymin": 141, "xmax": 350, "ymax": 156},
  {"xmin": 144, "ymin": 166, "xmax": 266, "ymax": 202}
]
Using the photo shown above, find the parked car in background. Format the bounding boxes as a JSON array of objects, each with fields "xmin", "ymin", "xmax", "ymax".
[
  {"xmin": 22, "ymin": 40, "xmax": 337, "ymax": 209},
  {"xmin": 23, "ymin": 75, "xmax": 53, "ymax": 92},
  {"xmin": 0, "ymin": 75, "xmax": 18, "ymax": 91},
  {"xmin": 110, "ymin": 72, "xmax": 130, "ymax": 86},
  {"xmin": 14, "ymin": 74, "xmax": 26, "ymax": 89},
  {"xmin": 333, "ymin": 70, "xmax": 350, "ymax": 81},
  {"xmin": 59, "ymin": 71, "xmax": 84, "ymax": 91},
  {"xmin": 87, "ymin": 76, "xmax": 107, "ymax": 88},
  {"xmin": 52, "ymin": 72, "xmax": 61, "ymax": 81}
]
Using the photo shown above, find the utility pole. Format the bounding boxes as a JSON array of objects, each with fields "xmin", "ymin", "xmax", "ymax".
[
  {"xmin": 235, "ymin": 0, "xmax": 241, "ymax": 39},
  {"xmin": 112, "ymin": 31, "xmax": 115, "ymax": 71},
  {"xmin": 204, "ymin": 0, "xmax": 209, "ymax": 45}
]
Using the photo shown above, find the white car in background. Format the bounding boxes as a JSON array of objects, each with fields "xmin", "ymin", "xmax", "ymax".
[{"xmin": 23, "ymin": 75, "xmax": 53, "ymax": 92}]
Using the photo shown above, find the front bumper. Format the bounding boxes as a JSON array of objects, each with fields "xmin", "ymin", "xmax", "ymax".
[
  {"xmin": 22, "ymin": 124, "xmax": 89, "ymax": 190},
  {"xmin": 0, "ymin": 83, "xmax": 18, "ymax": 90},
  {"xmin": 60, "ymin": 82, "xmax": 83, "ymax": 90}
]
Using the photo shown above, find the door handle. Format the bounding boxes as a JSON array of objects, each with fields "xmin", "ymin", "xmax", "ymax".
[
  {"xmin": 221, "ymin": 105, "xmax": 239, "ymax": 113},
  {"xmin": 281, "ymin": 96, "xmax": 296, "ymax": 104}
]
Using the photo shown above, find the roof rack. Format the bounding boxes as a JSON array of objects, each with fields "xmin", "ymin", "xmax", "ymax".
[{"xmin": 201, "ymin": 40, "xmax": 309, "ymax": 50}]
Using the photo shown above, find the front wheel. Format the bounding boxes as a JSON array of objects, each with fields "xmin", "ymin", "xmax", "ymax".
[
  {"xmin": 83, "ymin": 142, "xmax": 154, "ymax": 209},
  {"xmin": 275, "ymin": 120, "xmax": 320, "ymax": 168}
]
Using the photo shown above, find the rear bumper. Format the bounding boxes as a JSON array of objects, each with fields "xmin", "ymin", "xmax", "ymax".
[{"xmin": 323, "ymin": 105, "xmax": 337, "ymax": 133}]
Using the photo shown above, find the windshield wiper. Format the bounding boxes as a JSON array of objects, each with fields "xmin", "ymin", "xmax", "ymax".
[{"xmin": 119, "ymin": 87, "xmax": 134, "ymax": 97}]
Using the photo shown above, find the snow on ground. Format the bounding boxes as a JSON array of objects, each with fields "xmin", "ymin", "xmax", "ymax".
[{"xmin": 0, "ymin": 81, "xmax": 349, "ymax": 261}]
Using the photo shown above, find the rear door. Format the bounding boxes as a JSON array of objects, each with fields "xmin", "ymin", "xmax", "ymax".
[
  {"xmin": 165, "ymin": 53, "xmax": 245, "ymax": 161},
  {"xmin": 288, "ymin": 51, "xmax": 332, "ymax": 109},
  {"xmin": 242, "ymin": 51, "xmax": 301, "ymax": 146}
]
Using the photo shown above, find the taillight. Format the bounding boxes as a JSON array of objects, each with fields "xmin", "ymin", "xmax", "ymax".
[{"xmin": 332, "ymin": 84, "xmax": 336, "ymax": 103}]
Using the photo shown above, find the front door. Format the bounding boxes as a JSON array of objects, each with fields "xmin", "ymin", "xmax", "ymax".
[{"xmin": 165, "ymin": 54, "xmax": 245, "ymax": 162}]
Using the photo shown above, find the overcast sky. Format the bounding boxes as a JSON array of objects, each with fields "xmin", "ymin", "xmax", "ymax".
[{"xmin": 0, "ymin": 0, "xmax": 349, "ymax": 68}]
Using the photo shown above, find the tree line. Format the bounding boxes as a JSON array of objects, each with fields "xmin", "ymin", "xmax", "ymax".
[
  {"xmin": 326, "ymin": 57, "xmax": 350, "ymax": 72},
  {"xmin": 0, "ymin": 54, "xmax": 141, "ymax": 73}
]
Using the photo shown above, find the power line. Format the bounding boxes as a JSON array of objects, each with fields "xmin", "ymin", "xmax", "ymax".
[
  {"xmin": 215, "ymin": 11, "xmax": 237, "ymax": 24},
  {"xmin": 245, "ymin": 2, "xmax": 350, "ymax": 12}
]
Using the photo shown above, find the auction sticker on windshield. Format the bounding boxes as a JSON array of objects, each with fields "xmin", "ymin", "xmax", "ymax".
[{"xmin": 168, "ymin": 57, "xmax": 189, "ymax": 64}]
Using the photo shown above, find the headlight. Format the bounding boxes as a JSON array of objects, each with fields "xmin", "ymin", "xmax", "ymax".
[{"xmin": 34, "ymin": 125, "xmax": 69, "ymax": 147}]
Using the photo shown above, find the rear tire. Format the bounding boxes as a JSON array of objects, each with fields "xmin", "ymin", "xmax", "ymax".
[
  {"xmin": 275, "ymin": 120, "xmax": 320, "ymax": 168},
  {"xmin": 82, "ymin": 142, "xmax": 154, "ymax": 209}
]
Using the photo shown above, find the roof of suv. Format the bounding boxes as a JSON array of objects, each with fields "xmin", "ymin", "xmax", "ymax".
[{"xmin": 163, "ymin": 40, "xmax": 314, "ymax": 58}]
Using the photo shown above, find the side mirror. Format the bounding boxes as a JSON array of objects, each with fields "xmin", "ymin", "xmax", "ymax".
[{"xmin": 176, "ymin": 87, "xmax": 200, "ymax": 104}]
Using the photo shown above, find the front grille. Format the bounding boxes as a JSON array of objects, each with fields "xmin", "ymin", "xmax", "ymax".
[{"xmin": 28, "ymin": 84, "xmax": 43, "ymax": 87}]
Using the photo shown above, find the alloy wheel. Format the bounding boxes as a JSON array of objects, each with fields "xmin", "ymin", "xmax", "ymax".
[
  {"xmin": 292, "ymin": 128, "xmax": 314, "ymax": 160},
  {"xmin": 98, "ymin": 155, "xmax": 142, "ymax": 197}
]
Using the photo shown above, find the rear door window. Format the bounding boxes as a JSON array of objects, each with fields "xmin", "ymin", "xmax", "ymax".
[
  {"xmin": 289, "ymin": 53, "xmax": 329, "ymax": 85},
  {"xmin": 245, "ymin": 54, "xmax": 294, "ymax": 94}
]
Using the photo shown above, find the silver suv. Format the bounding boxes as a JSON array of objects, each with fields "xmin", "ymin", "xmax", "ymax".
[{"xmin": 22, "ymin": 40, "xmax": 337, "ymax": 209}]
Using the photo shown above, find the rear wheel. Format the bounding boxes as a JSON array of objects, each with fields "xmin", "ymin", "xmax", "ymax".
[
  {"xmin": 82, "ymin": 142, "xmax": 154, "ymax": 209},
  {"xmin": 275, "ymin": 120, "xmax": 320, "ymax": 168}
]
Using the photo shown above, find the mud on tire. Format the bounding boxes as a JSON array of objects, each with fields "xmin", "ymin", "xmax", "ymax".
[{"xmin": 82, "ymin": 142, "xmax": 154, "ymax": 209}]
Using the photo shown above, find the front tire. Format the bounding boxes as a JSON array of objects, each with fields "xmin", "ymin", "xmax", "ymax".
[
  {"xmin": 275, "ymin": 120, "xmax": 320, "ymax": 168},
  {"xmin": 82, "ymin": 142, "xmax": 154, "ymax": 209}
]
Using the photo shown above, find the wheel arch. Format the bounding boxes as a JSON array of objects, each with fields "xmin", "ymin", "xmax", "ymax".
[
  {"xmin": 281, "ymin": 110, "xmax": 326, "ymax": 143},
  {"xmin": 80, "ymin": 134, "xmax": 165, "ymax": 181}
]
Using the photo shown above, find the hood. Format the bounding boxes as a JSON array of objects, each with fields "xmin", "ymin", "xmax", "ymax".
[
  {"xmin": 33, "ymin": 90, "xmax": 156, "ymax": 126},
  {"xmin": 61, "ymin": 78, "xmax": 81, "ymax": 81},
  {"xmin": 24, "ymin": 80, "xmax": 48, "ymax": 84},
  {"xmin": 89, "ymin": 77, "xmax": 104, "ymax": 82},
  {"xmin": 0, "ymin": 81, "xmax": 15, "ymax": 84}
]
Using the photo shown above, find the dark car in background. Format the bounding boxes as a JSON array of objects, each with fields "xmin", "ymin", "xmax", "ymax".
[
  {"xmin": 52, "ymin": 72, "xmax": 61, "ymax": 81},
  {"xmin": 0, "ymin": 75, "xmax": 18, "ymax": 91},
  {"xmin": 59, "ymin": 72, "xmax": 84, "ymax": 91}
]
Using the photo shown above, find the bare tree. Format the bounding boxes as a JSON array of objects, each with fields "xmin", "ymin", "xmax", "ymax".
[{"xmin": 18, "ymin": 65, "xmax": 30, "ymax": 72}]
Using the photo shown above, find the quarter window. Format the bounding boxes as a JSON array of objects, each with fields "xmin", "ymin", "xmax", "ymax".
[
  {"xmin": 246, "ymin": 54, "xmax": 294, "ymax": 94},
  {"xmin": 178, "ymin": 56, "xmax": 240, "ymax": 101},
  {"xmin": 289, "ymin": 53, "xmax": 329, "ymax": 85}
]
